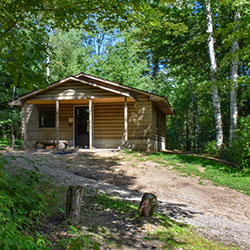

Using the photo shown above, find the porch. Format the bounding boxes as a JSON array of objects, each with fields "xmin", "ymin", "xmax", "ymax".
[{"xmin": 22, "ymin": 97, "xmax": 134, "ymax": 150}]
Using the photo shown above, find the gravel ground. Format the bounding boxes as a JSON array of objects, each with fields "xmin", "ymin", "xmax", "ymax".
[{"xmin": 2, "ymin": 149, "xmax": 250, "ymax": 249}]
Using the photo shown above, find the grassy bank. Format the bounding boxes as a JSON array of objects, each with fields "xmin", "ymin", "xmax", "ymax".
[{"xmin": 131, "ymin": 151, "xmax": 250, "ymax": 195}]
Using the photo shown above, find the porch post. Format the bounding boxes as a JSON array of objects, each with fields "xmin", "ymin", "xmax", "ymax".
[
  {"xmin": 23, "ymin": 102, "xmax": 27, "ymax": 149},
  {"xmin": 56, "ymin": 100, "xmax": 59, "ymax": 147},
  {"xmin": 89, "ymin": 99, "xmax": 93, "ymax": 149},
  {"xmin": 124, "ymin": 97, "xmax": 128, "ymax": 141}
]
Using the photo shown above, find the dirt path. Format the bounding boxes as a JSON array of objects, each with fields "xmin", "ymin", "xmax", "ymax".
[{"xmin": 2, "ymin": 149, "xmax": 250, "ymax": 249}]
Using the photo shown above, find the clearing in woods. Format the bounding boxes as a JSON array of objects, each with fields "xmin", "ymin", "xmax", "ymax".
[{"xmin": 2, "ymin": 149, "xmax": 250, "ymax": 249}]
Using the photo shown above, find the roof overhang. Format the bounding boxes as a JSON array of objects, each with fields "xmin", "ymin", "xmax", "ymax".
[
  {"xmin": 149, "ymin": 96, "xmax": 174, "ymax": 115},
  {"xmin": 9, "ymin": 76, "xmax": 136, "ymax": 106},
  {"xmin": 9, "ymin": 73, "xmax": 174, "ymax": 115}
]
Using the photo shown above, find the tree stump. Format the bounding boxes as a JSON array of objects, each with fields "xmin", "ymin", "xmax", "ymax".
[
  {"xmin": 36, "ymin": 142, "xmax": 45, "ymax": 149},
  {"xmin": 66, "ymin": 185, "xmax": 83, "ymax": 225},
  {"xmin": 139, "ymin": 193, "xmax": 157, "ymax": 217},
  {"xmin": 58, "ymin": 142, "xmax": 66, "ymax": 150}
]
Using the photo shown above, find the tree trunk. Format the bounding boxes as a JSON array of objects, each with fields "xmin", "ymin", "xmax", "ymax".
[
  {"xmin": 229, "ymin": 10, "xmax": 240, "ymax": 144},
  {"xmin": 187, "ymin": 74, "xmax": 200, "ymax": 151},
  {"xmin": 205, "ymin": 0, "xmax": 223, "ymax": 148},
  {"xmin": 66, "ymin": 185, "xmax": 83, "ymax": 225},
  {"xmin": 186, "ymin": 116, "xmax": 191, "ymax": 151},
  {"xmin": 139, "ymin": 193, "xmax": 157, "ymax": 217},
  {"xmin": 11, "ymin": 86, "xmax": 16, "ymax": 150}
]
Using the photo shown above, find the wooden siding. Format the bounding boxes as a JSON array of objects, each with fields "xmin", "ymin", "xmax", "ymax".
[
  {"xmin": 128, "ymin": 94, "xmax": 152, "ymax": 139},
  {"xmin": 29, "ymin": 81, "xmax": 121, "ymax": 101},
  {"xmin": 152, "ymin": 103, "xmax": 166, "ymax": 141},
  {"xmin": 94, "ymin": 103, "xmax": 124, "ymax": 139},
  {"xmin": 24, "ymin": 103, "xmax": 74, "ymax": 142},
  {"xmin": 23, "ymin": 94, "xmax": 156, "ymax": 149}
]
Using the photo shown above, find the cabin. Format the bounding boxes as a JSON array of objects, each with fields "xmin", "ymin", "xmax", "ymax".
[{"xmin": 9, "ymin": 73, "xmax": 174, "ymax": 151}]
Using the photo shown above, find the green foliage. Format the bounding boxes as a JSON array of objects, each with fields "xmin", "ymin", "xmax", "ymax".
[
  {"xmin": 205, "ymin": 140, "xmax": 220, "ymax": 157},
  {"xmin": 0, "ymin": 0, "xmax": 144, "ymax": 89},
  {"xmin": 204, "ymin": 117, "xmax": 250, "ymax": 173},
  {"xmin": 221, "ymin": 117, "xmax": 250, "ymax": 172},
  {"xmin": 0, "ymin": 156, "xmax": 52, "ymax": 249},
  {"xmin": 57, "ymin": 226, "xmax": 101, "ymax": 250}
]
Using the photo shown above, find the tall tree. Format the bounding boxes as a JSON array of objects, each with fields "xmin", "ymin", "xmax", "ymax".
[
  {"xmin": 229, "ymin": 9, "xmax": 240, "ymax": 143},
  {"xmin": 205, "ymin": 0, "xmax": 223, "ymax": 148}
]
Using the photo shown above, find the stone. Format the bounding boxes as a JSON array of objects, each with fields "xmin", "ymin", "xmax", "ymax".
[{"xmin": 139, "ymin": 193, "xmax": 157, "ymax": 217}]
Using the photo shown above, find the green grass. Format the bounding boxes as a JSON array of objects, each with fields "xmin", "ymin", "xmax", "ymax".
[
  {"xmin": 141, "ymin": 152, "xmax": 250, "ymax": 195},
  {"xmin": 57, "ymin": 191, "xmax": 238, "ymax": 250}
]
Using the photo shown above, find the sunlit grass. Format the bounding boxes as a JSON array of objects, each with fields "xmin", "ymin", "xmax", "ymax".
[
  {"xmin": 134, "ymin": 152, "xmax": 250, "ymax": 195},
  {"xmin": 57, "ymin": 191, "xmax": 238, "ymax": 250}
]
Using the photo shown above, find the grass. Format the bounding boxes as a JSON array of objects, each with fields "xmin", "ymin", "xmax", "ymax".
[
  {"xmin": 53, "ymin": 190, "xmax": 238, "ymax": 250},
  {"xmin": 129, "ymin": 151, "xmax": 250, "ymax": 195},
  {"xmin": 2, "ymin": 153, "xmax": 243, "ymax": 249}
]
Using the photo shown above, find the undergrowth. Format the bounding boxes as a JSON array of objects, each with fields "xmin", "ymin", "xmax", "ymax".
[{"xmin": 0, "ymin": 155, "xmax": 54, "ymax": 249}]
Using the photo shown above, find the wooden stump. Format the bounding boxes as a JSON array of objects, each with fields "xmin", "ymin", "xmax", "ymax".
[
  {"xmin": 58, "ymin": 142, "xmax": 66, "ymax": 150},
  {"xmin": 66, "ymin": 185, "xmax": 83, "ymax": 225},
  {"xmin": 139, "ymin": 193, "xmax": 157, "ymax": 217}
]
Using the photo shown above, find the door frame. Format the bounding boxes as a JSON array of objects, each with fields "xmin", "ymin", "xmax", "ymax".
[{"xmin": 73, "ymin": 105, "xmax": 94, "ymax": 148}]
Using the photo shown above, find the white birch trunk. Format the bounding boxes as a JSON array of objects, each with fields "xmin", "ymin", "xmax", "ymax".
[
  {"xmin": 205, "ymin": 0, "xmax": 223, "ymax": 148},
  {"xmin": 229, "ymin": 10, "xmax": 240, "ymax": 144}
]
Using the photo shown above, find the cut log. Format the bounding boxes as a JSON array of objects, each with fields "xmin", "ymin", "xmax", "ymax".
[
  {"xmin": 36, "ymin": 142, "xmax": 45, "ymax": 149},
  {"xmin": 139, "ymin": 193, "xmax": 157, "ymax": 217},
  {"xmin": 66, "ymin": 185, "xmax": 83, "ymax": 225},
  {"xmin": 58, "ymin": 142, "xmax": 66, "ymax": 150}
]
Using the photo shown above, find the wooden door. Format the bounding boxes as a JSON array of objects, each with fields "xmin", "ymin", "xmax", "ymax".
[{"xmin": 74, "ymin": 107, "xmax": 89, "ymax": 148}]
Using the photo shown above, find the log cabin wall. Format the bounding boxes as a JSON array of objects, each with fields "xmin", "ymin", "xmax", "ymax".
[
  {"xmin": 152, "ymin": 103, "xmax": 166, "ymax": 151},
  {"xmin": 22, "ymin": 103, "xmax": 75, "ymax": 148},
  {"xmin": 21, "ymin": 81, "xmax": 165, "ymax": 151},
  {"xmin": 94, "ymin": 102, "xmax": 124, "ymax": 148}
]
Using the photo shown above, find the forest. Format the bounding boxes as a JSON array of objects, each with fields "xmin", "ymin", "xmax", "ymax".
[
  {"xmin": 1, "ymin": 1, "xmax": 250, "ymax": 249},
  {"xmin": 0, "ymin": 0, "xmax": 249, "ymax": 169}
]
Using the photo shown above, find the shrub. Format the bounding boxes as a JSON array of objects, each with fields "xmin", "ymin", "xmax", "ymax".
[
  {"xmin": 204, "ymin": 140, "xmax": 220, "ymax": 157},
  {"xmin": 0, "ymin": 156, "xmax": 51, "ymax": 249},
  {"xmin": 226, "ymin": 117, "xmax": 250, "ymax": 173},
  {"xmin": 205, "ymin": 117, "xmax": 250, "ymax": 174}
]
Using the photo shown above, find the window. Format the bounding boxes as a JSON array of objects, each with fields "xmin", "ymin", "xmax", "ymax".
[{"xmin": 39, "ymin": 107, "xmax": 55, "ymax": 128}]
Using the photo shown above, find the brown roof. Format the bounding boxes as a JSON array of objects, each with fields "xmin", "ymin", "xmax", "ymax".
[{"xmin": 9, "ymin": 73, "xmax": 174, "ymax": 115}]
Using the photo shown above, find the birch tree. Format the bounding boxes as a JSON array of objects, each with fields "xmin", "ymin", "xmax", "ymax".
[
  {"xmin": 205, "ymin": 0, "xmax": 223, "ymax": 148},
  {"xmin": 229, "ymin": 10, "xmax": 240, "ymax": 143}
]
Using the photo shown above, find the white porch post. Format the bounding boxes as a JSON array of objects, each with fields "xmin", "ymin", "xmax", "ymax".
[
  {"xmin": 56, "ymin": 100, "xmax": 59, "ymax": 147},
  {"xmin": 124, "ymin": 97, "xmax": 128, "ymax": 141},
  {"xmin": 89, "ymin": 99, "xmax": 93, "ymax": 149}
]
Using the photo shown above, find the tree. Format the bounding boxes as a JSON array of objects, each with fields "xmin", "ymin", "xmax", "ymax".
[
  {"xmin": 205, "ymin": 0, "xmax": 223, "ymax": 148},
  {"xmin": 0, "ymin": 0, "xmax": 144, "ymax": 89},
  {"xmin": 229, "ymin": 9, "xmax": 240, "ymax": 144}
]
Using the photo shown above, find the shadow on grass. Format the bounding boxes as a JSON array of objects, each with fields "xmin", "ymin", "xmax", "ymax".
[
  {"xmin": 78, "ymin": 190, "xmax": 191, "ymax": 250},
  {"xmin": 148, "ymin": 152, "xmax": 248, "ymax": 176}
]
